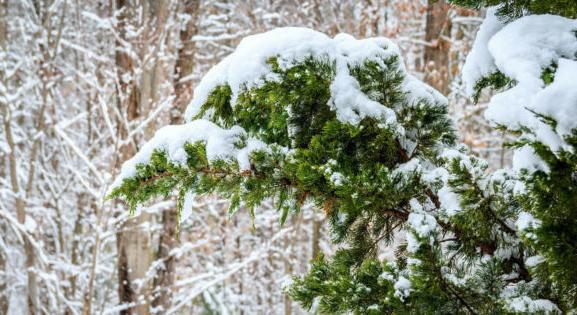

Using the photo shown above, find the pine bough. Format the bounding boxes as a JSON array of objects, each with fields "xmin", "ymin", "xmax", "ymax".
[{"xmin": 109, "ymin": 10, "xmax": 577, "ymax": 314}]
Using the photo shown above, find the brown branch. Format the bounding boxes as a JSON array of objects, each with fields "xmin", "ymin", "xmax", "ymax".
[
  {"xmin": 139, "ymin": 172, "xmax": 175, "ymax": 187},
  {"xmin": 322, "ymin": 197, "xmax": 334, "ymax": 215},
  {"xmin": 509, "ymin": 253, "xmax": 531, "ymax": 283},
  {"xmin": 428, "ymin": 248, "xmax": 479, "ymax": 315},
  {"xmin": 426, "ymin": 189, "xmax": 441, "ymax": 209},
  {"xmin": 446, "ymin": 282, "xmax": 478, "ymax": 315},
  {"xmin": 135, "ymin": 166, "xmax": 258, "ymax": 189},
  {"xmin": 382, "ymin": 209, "xmax": 409, "ymax": 220}
]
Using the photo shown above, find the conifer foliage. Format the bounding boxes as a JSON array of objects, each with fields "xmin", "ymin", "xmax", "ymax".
[
  {"xmin": 110, "ymin": 5, "xmax": 577, "ymax": 311},
  {"xmin": 448, "ymin": 0, "xmax": 577, "ymax": 20},
  {"xmin": 460, "ymin": 6, "xmax": 577, "ymax": 312}
]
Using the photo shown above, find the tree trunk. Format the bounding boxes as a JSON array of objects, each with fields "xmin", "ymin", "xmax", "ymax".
[
  {"xmin": 311, "ymin": 218, "xmax": 321, "ymax": 259},
  {"xmin": 284, "ymin": 237, "xmax": 292, "ymax": 315},
  {"xmin": 151, "ymin": 207, "xmax": 178, "ymax": 314},
  {"xmin": 0, "ymin": 224, "xmax": 6, "ymax": 315},
  {"xmin": 151, "ymin": 1, "xmax": 199, "ymax": 313},
  {"xmin": 423, "ymin": 0, "xmax": 451, "ymax": 94},
  {"xmin": 69, "ymin": 195, "xmax": 85, "ymax": 306},
  {"xmin": 2, "ymin": 1, "xmax": 39, "ymax": 312},
  {"xmin": 0, "ymin": 227, "xmax": 5, "ymax": 314},
  {"xmin": 139, "ymin": 0, "xmax": 170, "ymax": 136},
  {"xmin": 116, "ymin": 215, "xmax": 152, "ymax": 315},
  {"xmin": 2, "ymin": 72, "xmax": 40, "ymax": 315},
  {"xmin": 115, "ymin": 1, "xmax": 151, "ymax": 314},
  {"xmin": 0, "ymin": 1, "xmax": 9, "ymax": 312},
  {"xmin": 170, "ymin": 0, "xmax": 200, "ymax": 124}
]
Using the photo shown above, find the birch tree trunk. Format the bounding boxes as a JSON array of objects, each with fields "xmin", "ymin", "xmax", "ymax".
[{"xmin": 423, "ymin": 0, "xmax": 451, "ymax": 94}]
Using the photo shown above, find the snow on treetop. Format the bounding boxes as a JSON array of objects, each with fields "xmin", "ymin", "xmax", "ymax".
[
  {"xmin": 185, "ymin": 27, "xmax": 446, "ymax": 126},
  {"xmin": 464, "ymin": 14, "xmax": 577, "ymax": 170}
]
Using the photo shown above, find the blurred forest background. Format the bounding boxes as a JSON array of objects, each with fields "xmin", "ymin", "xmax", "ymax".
[{"xmin": 0, "ymin": 0, "xmax": 506, "ymax": 314}]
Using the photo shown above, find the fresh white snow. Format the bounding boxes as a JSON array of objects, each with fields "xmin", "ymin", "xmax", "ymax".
[
  {"xmin": 506, "ymin": 296, "xmax": 560, "ymax": 313},
  {"xmin": 185, "ymin": 27, "xmax": 446, "ymax": 128},
  {"xmin": 393, "ymin": 276, "xmax": 411, "ymax": 301},
  {"xmin": 462, "ymin": 7, "xmax": 504, "ymax": 96},
  {"xmin": 111, "ymin": 120, "xmax": 268, "ymax": 190},
  {"xmin": 464, "ymin": 14, "xmax": 577, "ymax": 174},
  {"xmin": 438, "ymin": 186, "xmax": 462, "ymax": 217}
]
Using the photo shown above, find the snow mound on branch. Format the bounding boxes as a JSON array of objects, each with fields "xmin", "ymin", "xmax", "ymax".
[
  {"xmin": 393, "ymin": 276, "xmax": 411, "ymax": 301},
  {"xmin": 462, "ymin": 7, "xmax": 504, "ymax": 96},
  {"xmin": 464, "ymin": 14, "xmax": 577, "ymax": 170},
  {"xmin": 111, "ymin": 120, "xmax": 268, "ymax": 190},
  {"xmin": 531, "ymin": 59, "xmax": 577, "ymax": 138},
  {"xmin": 512, "ymin": 145, "xmax": 550, "ymax": 174},
  {"xmin": 438, "ymin": 186, "xmax": 462, "ymax": 216},
  {"xmin": 501, "ymin": 281, "xmax": 560, "ymax": 313},
  {"xmin": 407, "ymin": 210, "xmax": 438, "ymax": 240},
  {"xmin": 185, "ymin": 27, "xmax": 446, "ymax": 126},
  {"xmin": 505, "ymin": 296, "xmax": 560, "ymax": 313}
]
